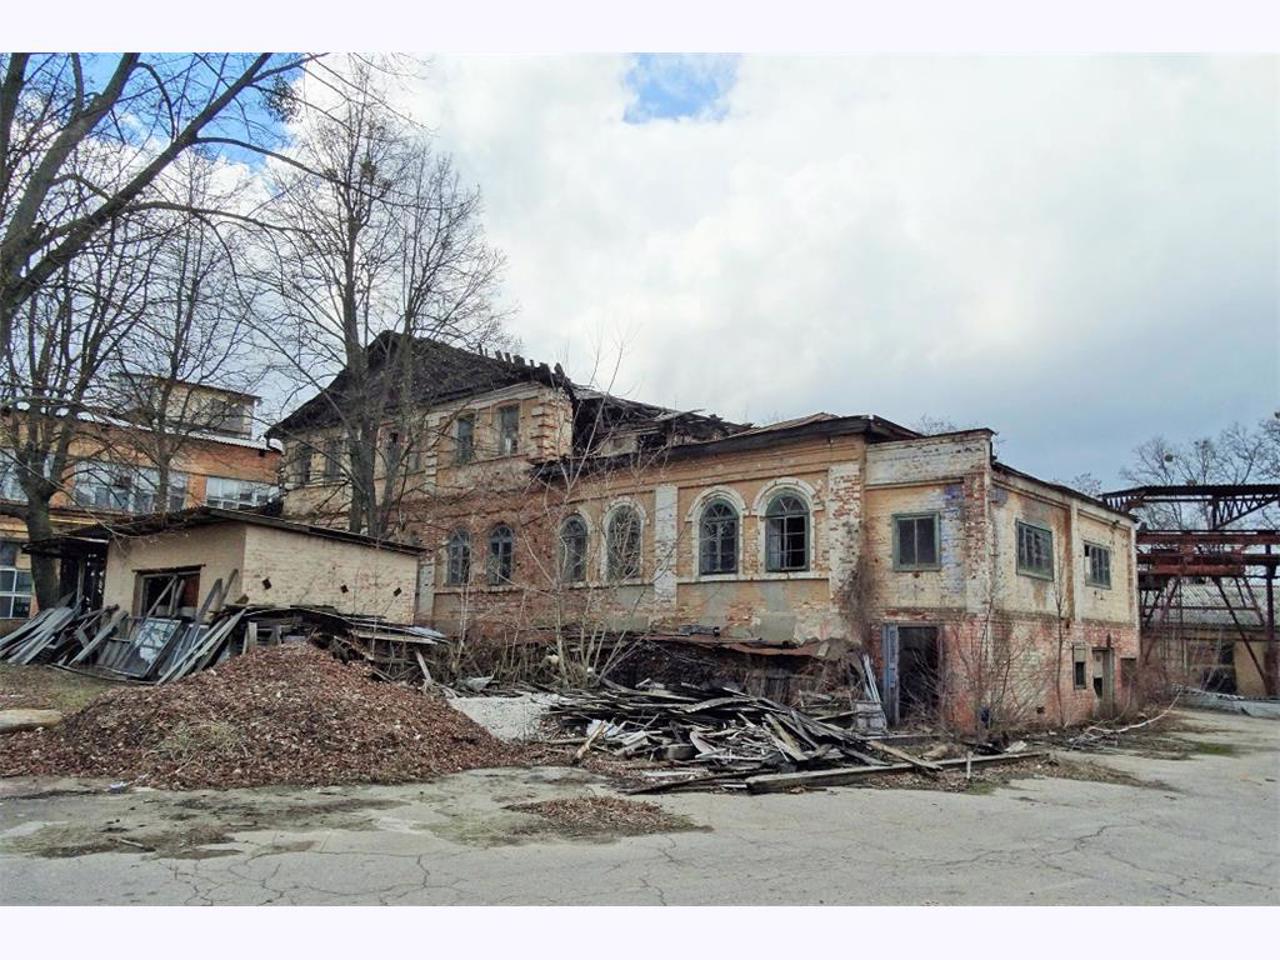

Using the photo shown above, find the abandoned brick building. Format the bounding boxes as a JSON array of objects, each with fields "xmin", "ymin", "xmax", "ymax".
[{"xmin": 271, "ymin": 333, "xmax": 1140, "ymax": 727}]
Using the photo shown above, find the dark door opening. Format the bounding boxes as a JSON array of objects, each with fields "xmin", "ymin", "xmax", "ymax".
[{"xmin": 897, "ymin": 625, "xmax": 941, "ymax": 724}]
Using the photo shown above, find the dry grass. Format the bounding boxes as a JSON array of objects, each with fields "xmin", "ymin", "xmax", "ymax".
[{"xmin": 0, "ymin": 664, "xmax": 120, "ymax": 714}]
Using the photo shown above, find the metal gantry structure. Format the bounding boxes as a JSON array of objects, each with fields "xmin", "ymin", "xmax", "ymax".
[{"xmin": 1099, "ymin": 484, "xmax": 1280, "ymax": 698}]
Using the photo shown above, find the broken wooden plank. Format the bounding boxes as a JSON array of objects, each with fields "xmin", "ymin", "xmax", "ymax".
[
  {"xmin": 867, "ymin": 741, "xmax": 944, "ymax": 774},
  {"xmin": 745, "ymin": 751, "xmax": 1047, "ymax": 794}
]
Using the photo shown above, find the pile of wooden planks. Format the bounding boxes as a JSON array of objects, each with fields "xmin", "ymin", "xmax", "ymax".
[
  {"xmin": 0, "ymin": 585, "xmax": 446, "ymax": 686},
  {"xmin": 550, "ymin": 679, "xmax": 956, "ymax": 792}
]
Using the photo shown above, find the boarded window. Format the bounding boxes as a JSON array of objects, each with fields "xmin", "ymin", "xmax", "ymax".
[
  {"xmin": 606, "ymin": 507, "xmax": 642, "ymax": 581},
  {"xmin": 765, "ymin": 493, "xmax": 808, "ymax": 572},
  {"xmin": 487, "ymin": 524, "xmax": 515, "ymax": 585},
  {"xmin": 498, "ymin": 405, "xmax": 520, "ymax": 456},
  {"xmin": 455, "ymin": 415, "xmax": 475, "ymax": 465},
  {"xmin": 1085, "ymin": 542, "xmax": 1112, "ymax": 588},
  {"xmin": 559, "ymin": 515, "xmax": 588, "ymax": 583},
  {"xmin": 893, "ymin": 513, "xmax": 940, "ymax": 569},
  {"xmin": 445, "ymin": 530, "xmax": 471, "ymax": 586},
  {"xmin": 699, "ymin": 499, "xmax": 739, "ymax": 575},
  {"xmin": 1016, "ymin": 520, "xmax": 1053, "ymax": 579}
]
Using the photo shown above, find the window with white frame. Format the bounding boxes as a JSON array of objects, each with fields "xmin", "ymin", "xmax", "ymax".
[
  {"xmin": 559, "ymin": 515, "xmax": 588, "ymax": 583},
  {"xmin": 0, "ymin": 540, "xmax": 33, "ymax": 619},
  {"xmin": 74, "ymin": 462, "xmax": 187, "ymax": 513},
  {"xmin": 1084, "ymin": 542, "xmax": 1112, "ymax": 588},
  {"xmin": 765, "ymin": 493, "xmax": 809, "ymax": 572},
  {"xmin": 1, "ymin": 451, "xmax": 52, "ymax": 502},
  {"xmin": 606, "ymin": 507, "xmax": 642, "ymax": 581},
  {"xmin": 699, "ymin": 499, "xmax": 739, "ymax": 575},
  {"xmin": 445, "ymin": 529, "xmax": 471, "ymax": 586},
  {"xmin": 487, "ymin": 524, "xmax": 515, "ymax": 584},
  {"xmin": 205, "ymin": 476, "xmax": 276, "ymax": 510}
]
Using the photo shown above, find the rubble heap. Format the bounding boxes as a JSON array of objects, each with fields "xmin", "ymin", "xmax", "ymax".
[{"xmin": 0, "ymin": 644, "xmax": 520, "ymax": 789}]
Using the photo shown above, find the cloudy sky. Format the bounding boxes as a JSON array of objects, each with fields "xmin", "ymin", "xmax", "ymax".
[{"xmin": 396, "ymin": 55, "xmax": 1276, "ymax": 486}]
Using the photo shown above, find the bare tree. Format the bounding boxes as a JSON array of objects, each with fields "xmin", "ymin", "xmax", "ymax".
[
  {"xmin": 0, "ymin": 206, "xmax": 165, "ymax": 605},
  {"xmin": 258, "ymin": 61, "xmax": 505, "ymax": 538},
  {"xmin": 0, "ymin": 53, "xmax": 320, "ymax": 350},
  {"xmin": 1120, "ymin": 414, "xmax": 1280, "ymax": 528},
  {"xmin": 107, "ymin": 156, "xmax": 266, "ymax": 507}
]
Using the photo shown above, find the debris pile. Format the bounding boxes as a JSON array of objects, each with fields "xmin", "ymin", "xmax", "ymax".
[
  {"xmin": 0, "ymin": 644, "xmax": 521, "ymax": 789},
  {"xmin": 0, "ymin": 594, "xmax": 443, "ymax": 686},
  {"xmin": 550, "ymin": 680, "xmax": 1039, "ymax": 793}
]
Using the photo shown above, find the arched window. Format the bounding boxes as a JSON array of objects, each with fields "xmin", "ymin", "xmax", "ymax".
[
  {"xmin": 606, "ymin": 506, "xmax": 642, "ymax": 581},
  {"xmin": 445, "ymin": 529, "xmax": 471, "ymax": 586},
  {"xmin": 487, "ymin": 524, "xmax": 515, "ymax": 585},
  {"xmin": 699, "ymin": 499, "xmax": 739, "ymax": 575},
  {"xmin": 559, "ymin": 515, "xmax": 588, "ymax": 583},
  {"xmin": 765, "ymin": 493, "xmax": 809, "ymax": 572}
]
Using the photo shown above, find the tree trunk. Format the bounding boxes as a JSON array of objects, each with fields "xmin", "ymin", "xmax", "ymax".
[{"xmin": 24, "ymin": 495, "xmax": 61, "ymax": 609}]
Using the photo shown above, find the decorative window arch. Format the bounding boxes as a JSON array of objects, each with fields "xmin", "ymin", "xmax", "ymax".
[
  {"xmin": 751, "ymin": 477, "xmax": 820, "ymax": 517},
  {"xmin": 559, "ymin": 514, "xmax": 589, "ymax": 583},
  {"xmin": 699, "ymin": 498, "xmax": 739, "ymax": 575},
  {"xmin": 487, "ymin": 524, "xmax": 515, "ymax": 585},
  {"xmin": 764, "ymin": 492, "xmax": 810, "ymax": 572},
  {"xmin": 444, "ymin": 529, "xmax": 471, "ymax": 586},
  {"xmin": 605, "ymin": 504, "xmax": 643, "ymax": 581}
]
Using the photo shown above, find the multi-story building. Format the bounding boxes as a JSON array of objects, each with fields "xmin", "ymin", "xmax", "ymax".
[
  {"xmin": 272, "ymin": 333, "xmax": 1140, "ymax": 727},
  {"xmin": 0, "ymin": 380, "xmax": 281, "ymax": 629}
]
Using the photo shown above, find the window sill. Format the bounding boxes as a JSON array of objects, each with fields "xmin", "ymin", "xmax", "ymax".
[
  {"xmin": 1085, "ymin": 581, "xmax": 1112, "ymax": 591},
  {"xmin": 1016, "ymin": 568, "xmax": 1055, "ymax": 582},
  {"xmin": 893, "ymin": 564, "xmax": 943, "ymax": 573},
  {"xmin": 678, "ymin": 571, "xmax": 827, "ymax": 584},
  {"xmin": 435, "ymin": 584, "xmax": 523, "ymax": 594}
]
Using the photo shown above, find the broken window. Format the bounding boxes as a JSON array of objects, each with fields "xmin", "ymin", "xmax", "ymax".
[
  {"xmin": 487, "ymin": 524, "xmax": 515, "ymax": 585},
  {"xmin": 498, "ymin": 404, "xmax": 520, "ymax": 456},
  {"xmin": 205, "ymin": 476, "xmax": 277, "ymax": 510},
  {"xmin": 455, "ymin": 414, "xmax": 475, "ymax": 465},
  {"xmin": 1084, "ymin": 542, "xmax": 1112, "ymax": 588},
  {"xmin": 699, "ymin": 499, "xmax": 739, "ymax": 575},
  {"xmin": 134, "ymin": 568, "xmax": 200, "ymax": 618},
  {"xmin": 1015, "ymin": 520, "xmax": 1053, "ymax": 579},
  {"xmin": 1072, "ymin": 644, "xmax": 1088, "ymax": 690},
  {"xmin": 765, "ymin": 493, "xmax": 809, "ymax": 572},
  {"xmin": 606, "ymin": 507, "xmax": 642, "ymax": 581},
  {"xmin": 0, "ymin": 540, "xmax": 32, "ymax": 619},
  {"xmin": 893, "ymin": 512, "xmax": 940, "ymax": 570},
  {"xmin": 445, "ymin": 530, "xmax": 471, "ymax": 586},
  {"xmin": 384, "ymin": 431, "xmax": 403, "ymax": 474},
  {"xmin": 559, "ymin": 515, "xmax": 588, "ymax": 583}
]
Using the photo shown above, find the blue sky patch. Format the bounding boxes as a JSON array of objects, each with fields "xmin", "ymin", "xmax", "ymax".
[{"xmin": 623, "ymin": 54, "xmax": 740, "ymax": 124}]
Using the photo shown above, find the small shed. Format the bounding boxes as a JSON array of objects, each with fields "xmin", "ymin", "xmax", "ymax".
[{"xmin": 34, "ymin": 507, "xmax": 423, "ymax": 624}]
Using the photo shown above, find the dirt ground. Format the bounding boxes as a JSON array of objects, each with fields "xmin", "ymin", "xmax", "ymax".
[{"xmin": 1, "ymin": 708, "xmax": 1276, "ymax": 905}]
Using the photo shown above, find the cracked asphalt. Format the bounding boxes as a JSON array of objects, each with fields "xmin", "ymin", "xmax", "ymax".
[{"xmin": 0, "ymin": 709, "xmax": 1276, "ymax": 905}]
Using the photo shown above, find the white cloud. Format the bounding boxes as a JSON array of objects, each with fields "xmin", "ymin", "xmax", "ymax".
[{"xmin": 397, "ymin": 55, "xmax": 1278, "ymax": 483}]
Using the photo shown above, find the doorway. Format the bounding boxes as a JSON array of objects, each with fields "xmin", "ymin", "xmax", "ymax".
[{"xmin": 881, "ymin": 623, "xmax": 941, "ymax": 725}]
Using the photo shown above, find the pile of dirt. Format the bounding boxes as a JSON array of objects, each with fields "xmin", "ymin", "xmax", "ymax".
[{"xmin": 0, "ymin": 644, "xmax": 522, "ymax": 789}]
